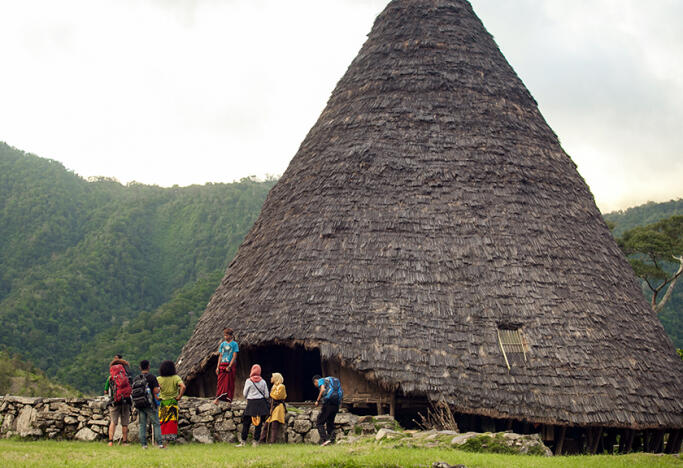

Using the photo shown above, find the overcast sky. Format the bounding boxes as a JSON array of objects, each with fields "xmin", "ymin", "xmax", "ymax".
[{"xmin": 1, "ymin": 1, "xmax": 681, "ymax": 213}]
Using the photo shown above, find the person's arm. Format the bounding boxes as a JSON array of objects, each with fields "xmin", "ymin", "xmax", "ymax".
[
  {"xmin": 215, "ymin": 343, "xmax": 222, "ymax": 375},
  {"xmin": 315, "ymin": 383, "xmax": 326, "ymax": 407},
  {"xmin": 228, "ymin": 351, "xmax": 237, "ymax": 371},
  {"xmin": 177, "ymin": 379, "xmax": 186, "ymax": 400},
  {"xmin": 103, "ymin": 377, "xmax": 110, "ymax": 395}
]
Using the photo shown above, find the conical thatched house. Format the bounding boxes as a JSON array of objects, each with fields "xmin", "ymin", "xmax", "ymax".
[{"xmin": 177, "ymin": 0, "xmax": 683, "ymax": 454}]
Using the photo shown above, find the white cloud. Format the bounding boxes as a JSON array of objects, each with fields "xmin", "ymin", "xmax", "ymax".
[{"xmin": 0, "ymin": 0, "xmax": 681, "ymax": 211}]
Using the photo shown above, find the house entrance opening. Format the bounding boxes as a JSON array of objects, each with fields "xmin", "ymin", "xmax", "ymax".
[{"xmin": 236, "ymin": 344, "xmax": 323, "ymax": 402}]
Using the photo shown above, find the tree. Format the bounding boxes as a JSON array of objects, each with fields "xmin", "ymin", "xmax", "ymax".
[{"xmin": 618, "ymin": 215, "xmax": 683, "ymax": 313}]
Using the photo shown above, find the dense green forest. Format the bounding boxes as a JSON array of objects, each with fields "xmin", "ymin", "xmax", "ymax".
[
  {"xmin": 604, "ymin": 200, "xmax": 682, "ymax": 348},
  {"xmin": 0, "ymin": 141, "xmax": 680, "ymax": 394},
  {"xmin": 0, "ymin": 142, "xmax": 275, "ymax": 393},
  {"xmin": 603, "ymin": 199, "xmax": 682, "ymax": 236}
]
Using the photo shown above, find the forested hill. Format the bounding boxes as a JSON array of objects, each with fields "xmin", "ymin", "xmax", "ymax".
[
  {"xmin": 1, "ymin": 141, "xmax": 680, "ymax": 394},
  {"xmin": 0, "ymin": 142, "xmax": 276, "ymax": 392},
  {"xmin": 604, "ymin": 200, "xmax": 683, "ymax": 349},
  {"xmin": 604, "ymin": 199, "xmax": 682, "ymax": 236}
]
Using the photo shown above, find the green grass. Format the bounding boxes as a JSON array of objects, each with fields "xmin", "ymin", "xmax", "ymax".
[{"xmin": 0, "ymin": 440, "xmax": 680, "ymax": 468}]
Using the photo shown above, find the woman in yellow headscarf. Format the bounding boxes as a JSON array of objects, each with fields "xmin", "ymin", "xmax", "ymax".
[{"xmin": 260, "ymin": 372, "xmax": 287, "ymax": 443}]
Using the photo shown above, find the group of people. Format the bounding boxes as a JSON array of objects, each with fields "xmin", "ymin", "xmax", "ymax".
[
  {"xmin": 104, "ymin": 327, "xmax": 343, "ymax": 448},
  {"xmin": 212, "ymin": 327, "xmax": 344, "ymax": 446},
  {"xmin": 104, "ymin": 355, "xmax": 185, "ymax": 448}
]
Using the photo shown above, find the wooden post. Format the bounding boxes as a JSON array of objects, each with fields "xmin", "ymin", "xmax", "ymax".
[
  {"xmin": 628, "ymin": 430, "xmax": 638, "ymax": 453},
  {"xmin": 643, "ymin": 430, "xmax": 652, "ymax": 452},
  {"xmin": 604, "ymin": 429, "xmax": 617, "ymax": 454},
  {"xmin": 654, "ymin": 430, "xmax": 665, "ymax": 453},
  {"xmin": 377, "ymin": 401, "xmax": 385, "ymax": 415},
  {"xmin": 389, "ymin": 391, "xmax": 396, "ymax": 418},
  {"xmin": 554, "ymin": 426, "xmax": 566, "ymax": 456},
  {"xmin": 665, "ymin": 429, "xmax": 682, "ymax": 454},
  {"xmin": 619, "ymin": 428, "xmax": 635, "ymax": 454},
  {"xmin": 589, "ymin": 427, "xmax": 602, "ymax": 454}
]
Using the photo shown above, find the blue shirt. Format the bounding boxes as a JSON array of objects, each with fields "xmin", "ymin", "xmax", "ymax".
[{"xmin": 219, "ymin": 340, "xmax": 239, "ymax": 364}]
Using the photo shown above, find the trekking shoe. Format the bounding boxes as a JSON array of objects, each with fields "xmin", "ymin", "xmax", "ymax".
[
  {"xmin": 141, "ymin": 445, "xmax": 148, "ymax": 450},
  {"xmin": 108, "ymin": 441, "xmax": 113, "ymax": 447},
  {"xmin": 321, "ymin": 439, "xmax": 332, "ymax": 446},
  {"xmin": 158, "ymin": 445, "xmax": 165, "ymax": 449},
  {"xmin": 235, "ymin": 441, "xmax": 245, "ymax": 447}
]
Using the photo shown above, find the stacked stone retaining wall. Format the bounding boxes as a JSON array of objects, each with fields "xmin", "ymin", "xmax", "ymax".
[{"xmin": 0, "ymin": 395, "xmax": 384, "ymax": 444}]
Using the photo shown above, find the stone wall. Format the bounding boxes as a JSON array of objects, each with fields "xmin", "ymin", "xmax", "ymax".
[{"xmin": 0, "ymin": 395, "xmax": 383, "ymax": 444}]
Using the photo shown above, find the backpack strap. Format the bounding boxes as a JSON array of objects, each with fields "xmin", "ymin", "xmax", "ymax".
[{"xmin": 251, "ymin": 380, "xmax": 268, "ymax": 400}]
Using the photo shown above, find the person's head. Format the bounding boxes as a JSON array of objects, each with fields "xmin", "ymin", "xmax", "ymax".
[
  {"xmin": 114, "ymin": 354, "xmax": 123, "ymax": 360},
  {"xmin": 250, "ymin": 364, "xmax": 261, "ymax": 378},
  {"xmin": 140, "ymin": 360, "xmax": 150, "ymax": 372},
  {"xmin": 271, "ymin": 372, "xmax": 284, "ymax": 385},
  {"xmin": 223, "ymin": 327, "xmax": 234, "ymax": 341},
  {"xmin": 159, "ymin": 360, "xmax": 176, "ymax": 377},
  {"xmin": 312, "ymin": 374, "xmax": 321, "ymax": 387}
]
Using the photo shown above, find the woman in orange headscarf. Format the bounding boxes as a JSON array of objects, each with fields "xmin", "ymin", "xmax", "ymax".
[{"xmin": 237, "ymin": 364, "xmax": 270, "ymax": 446}]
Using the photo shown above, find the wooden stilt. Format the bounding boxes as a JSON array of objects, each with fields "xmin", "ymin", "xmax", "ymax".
[
  {"xmin": 604, "ymin": 429, "xmax": 617, "ymax": 454},
  {"xmin": 583, "ymin": 427, "xmax": 591, "ymax": 454},
  {"xmin": 627, "ymin": 429, "xmax": 645, "ymax": 453},
  {"xmin": 652, "ymin": 430, "xmax": 664, "ymax": 453},
  {"xmin": 624, "ymin": 429, "xmax": 634, "ymax": 453},
  {"xmin": 665, "ymin": 429, "xmax": 682, "ymax": 454},
  {"xmin": 197, "ymin": 377, "xmax": 206, "ymax": 398},
  {"xmin": 389, "ymin": 392, "xmax": 396, "ymax": 418},
  {"xmin": 554, "ymin": 426, "xmax": 566, "ymax": 455},
  {"xmin": 643, "ymin": 430, "xmax": 652, "ymax": 452},
  {"xmin": 589, "ymin": 427, "xmax": 602, "ymax": 454}
]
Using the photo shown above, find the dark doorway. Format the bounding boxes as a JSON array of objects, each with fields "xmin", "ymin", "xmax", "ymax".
[{"xmin": 234, "ymin": 344, "xmax": 323, "ymax": 402}]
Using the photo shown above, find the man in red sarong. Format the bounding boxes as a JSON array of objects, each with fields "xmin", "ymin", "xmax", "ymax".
[{"xmin": 213, "ymin": 327, "xmax": 239, "ymax": 405}]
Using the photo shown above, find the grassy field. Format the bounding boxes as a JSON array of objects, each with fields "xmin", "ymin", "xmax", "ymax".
[{"xmin": 0, "ymin": 440, "xmax": 680, "ymax": 468}]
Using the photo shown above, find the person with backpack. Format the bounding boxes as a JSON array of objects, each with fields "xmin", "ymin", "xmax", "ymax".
[
  {"xmin": 103, "ymin": 357, "xmax": 133, "ymax": 446},
  {"xmin": 157, "ymin": 360, "xmax": 185, "ymax": 447},
  {"xmin": 213, "ymin": 327, "xmax": 239, "ymax": 405},
  {"xmin": 236, "ymin": 364, "xmax": 270, "ymax": 446},
  {"xmin": 131, "ymin": 360, "xmax": 163, "ymax": 449},
  {"xmin": 114, "ymin": 354, "xmax": 133, "ymax": 379},
  {"xmin": 313, "ymin": 374, "xmax": 343, "ymax": 446}
]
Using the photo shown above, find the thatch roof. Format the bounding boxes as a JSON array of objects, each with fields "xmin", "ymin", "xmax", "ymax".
[{"xmin": 178, "ymin": 0, "xmax": 683, "ymax": 429}]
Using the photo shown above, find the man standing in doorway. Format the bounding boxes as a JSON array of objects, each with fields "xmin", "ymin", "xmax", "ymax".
[
  {"xmin": 313, "ymin": 374, "xmax": 343, "ymax": 446},
  {"xmin": 213, "ymin": 327, "xmax": 239, "ymax": 405}
]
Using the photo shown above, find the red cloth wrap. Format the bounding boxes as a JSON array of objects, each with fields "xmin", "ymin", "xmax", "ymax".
[{"xmin": 216, "ymin": 362, "xmax": 236, "ymax": 401}]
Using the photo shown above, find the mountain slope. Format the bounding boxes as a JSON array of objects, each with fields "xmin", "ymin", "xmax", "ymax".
[{"xmin": 0, "ymin": 142, "xmax": 275, "ymax": 391}]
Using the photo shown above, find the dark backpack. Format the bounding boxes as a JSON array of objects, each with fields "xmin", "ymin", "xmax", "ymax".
[
  {"xmin": 131, "ymin": 374, "xmax": 153, "ymax": 409},
  {"xmin": 323, "ymin": 377, "xmax": 343, "ymax": 405},
  {"xmin": 109, "ymin": 364, "xmax": 132, "ymax": 403}
]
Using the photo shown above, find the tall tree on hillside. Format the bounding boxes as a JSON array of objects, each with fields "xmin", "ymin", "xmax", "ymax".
[{"xmin": 618, "ymin": 215, "xmax": 683, "ymax": 313}]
